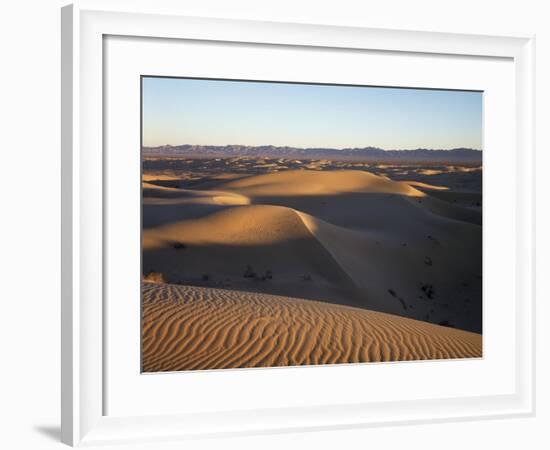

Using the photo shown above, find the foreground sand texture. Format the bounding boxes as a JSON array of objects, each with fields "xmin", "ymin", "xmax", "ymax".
[{"xmin": 142, "ymin": 282, "xmax": 482, "ymax": 372}]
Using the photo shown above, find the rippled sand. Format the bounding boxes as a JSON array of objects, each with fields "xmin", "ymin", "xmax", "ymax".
[{"xmin": 142, "ymin": 282, "xmax": 482, "ymax": 372}]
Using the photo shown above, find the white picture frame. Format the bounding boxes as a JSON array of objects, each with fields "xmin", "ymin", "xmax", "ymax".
[{"xmin": 61, "ymin": 2, "xmax": 535, "ymax": 446}]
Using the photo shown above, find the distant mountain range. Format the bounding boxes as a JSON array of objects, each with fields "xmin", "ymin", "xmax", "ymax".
[{"xmin": 143, "ymin": 144, "xmax": 482, "ymax": 163}]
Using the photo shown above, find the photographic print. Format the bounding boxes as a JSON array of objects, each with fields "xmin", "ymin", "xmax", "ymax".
[{"xmin": 141, "ymin": 77, "xmax": 482, "ymax": 372}]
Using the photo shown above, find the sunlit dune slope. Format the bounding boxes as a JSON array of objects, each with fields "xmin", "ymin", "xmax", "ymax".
[
  {"xmin": 219, "ymin": 169, "xmax": 423, "ymax": 197},
  {"xmin": 143, "ymin": 204, "xmax": 358, "ymax": 304},
  {"xmin": 142, "ymin": 282, "xmax": 482, "ymax": 372}
]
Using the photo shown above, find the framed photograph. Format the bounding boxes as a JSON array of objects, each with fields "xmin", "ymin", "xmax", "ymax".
[{"xmin": 61, "ymin": 2, "xmax": 535, "ymax": 446}]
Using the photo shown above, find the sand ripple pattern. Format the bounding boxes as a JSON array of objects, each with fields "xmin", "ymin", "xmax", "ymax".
[{"xmin": 142, "ymin": 282, "xmax": 482, "ymax": 372}]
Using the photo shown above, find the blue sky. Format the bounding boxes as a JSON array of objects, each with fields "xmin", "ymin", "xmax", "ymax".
[{"xmin": 142, "ymin": 77, "xmax": 482, "ymax": 150}]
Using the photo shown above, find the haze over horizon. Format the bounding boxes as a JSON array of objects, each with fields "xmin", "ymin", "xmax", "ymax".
[{"xmin": 142, "ymin": 77, "xmax": 483, "ymax": 150}]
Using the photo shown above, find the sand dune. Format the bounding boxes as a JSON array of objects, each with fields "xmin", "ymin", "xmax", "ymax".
[
  {"xmin": 143, "ymin": 170, "xmax": 482, "ymax": 332},
  {"xmin": 297, "ymin": 209, "xmax": 481, "ymax": 326},
  {"xmin": 145, "ymin": 204, "xmax": 318, "ymax": 247},
  {"xmin": 143, "ymin": 204, "xmax": 358, "ymax": 305},
  {"xmin": 143, "ymin": 183, "xmax": 250, "ymax": 205},
  {"xmin": 220, "ymin": 169, "xmax": 424, "ymax": 197},
  {"xmin": 142, "ymin": 282, "xmax": 482, "ymax": 372},
  {"xmin": 217, "ymin": 170, "xmax": 481, "ymax": 226}
]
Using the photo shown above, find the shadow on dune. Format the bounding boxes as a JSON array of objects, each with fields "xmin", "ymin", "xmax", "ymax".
[
  {"xmin": 391, "ymin": 170, "xmax": 482, "ymax": 192},
  {"xmin": 143, "ymin": 232, "xmax": 482, "ymax": 334},
  {"xmin": 143, "ymin": 236, "xmax": 360, "ymax": 307},
  {"xmin": 251, "ymin": 192, "xmax": 482, "ymax": 227},
  {"xmin": 143, "ymin": 190, "xmax": 482, "ymax": 230},
  {"xmin": 414, "ymin": 188, "xmax": 482, "ymax": 208},
  {"xmin": 143, "ymin": 202, "xmax": 227, "ymax": 228},
  {"xmin": 144, "ymin": 174, "xmax": 252, "ymax": 190}
]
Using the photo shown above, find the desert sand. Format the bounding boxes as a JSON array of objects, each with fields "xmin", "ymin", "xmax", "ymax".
[
  {"xmin": 142, "ymin": 282, "xmax": 481, "ymax": 372},
  {"xmin": 142, "ymin": 157, "xmax": 482, "ymax": 371}
]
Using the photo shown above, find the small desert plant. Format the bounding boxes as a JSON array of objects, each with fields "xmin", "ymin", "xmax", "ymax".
[
  {"xmin": 201, "ymin": 274, "xmax": 210, "ymax": 281},
  {"xmin": 172, "ymin": 242, "xmax": 186, "ymax": 250},
  {"xmin": 420, "ymin": 283, "xmax": 435, "ymax": 299},
  {"xmin": 243, "ymin": 264, "xmax": 257, "ymax": 278},
  {"xmin": 143, "ymin": 271, "xmax": 166, "ymax": 283},
  {"xmin": 388, "ymin": 289, "xmax": 407, "ymax": 309}
]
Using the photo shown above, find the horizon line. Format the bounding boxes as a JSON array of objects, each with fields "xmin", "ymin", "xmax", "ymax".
[{"xmin": 142, "ymin": 143, "xmax": 482, "ymax": 152}]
